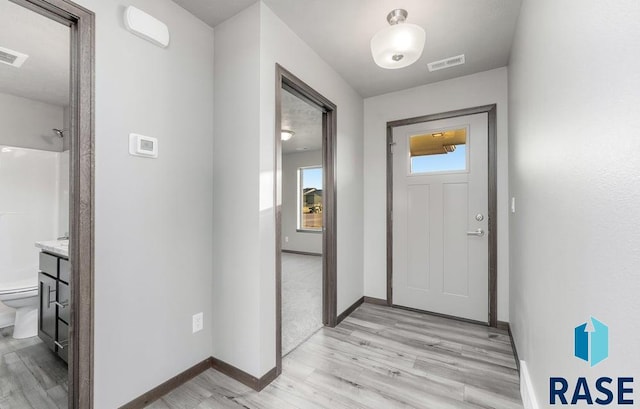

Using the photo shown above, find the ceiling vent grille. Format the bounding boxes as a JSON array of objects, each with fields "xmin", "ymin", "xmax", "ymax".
[
  {"xmin": 0, "ymin": 46, "xmax": 29, "ymax": 68},
  {"xmin": 427, "ymin": 54, "xmax": 465, "ymax": 72}
]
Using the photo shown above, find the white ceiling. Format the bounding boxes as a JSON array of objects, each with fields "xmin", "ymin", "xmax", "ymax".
[
  {"xmin": 172, "ymin": 0, "xmax": 257, "ymax": 27},
  {"xmin": 281, "ymin": 88, "xmax": 322, "ymax": 154},
  {"xmin": 175, "ymin": 0, "xmax": 522, "ymax": 98},
  {"xmin": 0, "ymin": 0, "xmax": 69, "ymax": 106},
  {"xmin": 0, "ymin": 0, "xmax": 521, "ymax": 107},
  {"xmin": 262, "ymin": 0, "xmax": 522, "ymax": 97}
]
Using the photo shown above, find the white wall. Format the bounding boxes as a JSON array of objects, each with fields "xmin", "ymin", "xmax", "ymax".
[
  {"xmin": 282, "ymin": 150, "xmax": 322, "ymax": 254},
  {"xmin": 212, "ymin": 2, "xmax": 262, "ymax": 378},
  {"xmin": 57, "ymin": 150, "xmax": 69, "ymax": 238},
  {"xmin": 63, "ymin": 106, "xmax": 70, "ymax": 151},
  {"xmin": 363, "ymin": 68, "xmax": 510, "ymax": 321},
  {"xmin": 508, "ymin": 0, "xmax": 640, "ymax": 405},
  {"xmin": 0, "ymin": 93, "xmax": 64, "ymax": 152},
  {"xmin": 212, "ymin": 1, "xmax": 364, "ymax": 379},
  {"xmin": 66, "ymin": 0, "xmax": 215, "ymax": 407},
  {"xmin": 0, "ymin": 146, "xmax": 58, "ymax": 281}
]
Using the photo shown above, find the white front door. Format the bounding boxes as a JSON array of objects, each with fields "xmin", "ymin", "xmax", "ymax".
[{"xmin": 392, "ymin": 113, "xmax": 489, "ymax": 322}]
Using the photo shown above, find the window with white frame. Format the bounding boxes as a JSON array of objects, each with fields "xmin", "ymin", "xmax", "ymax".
[{"xmin": 298, "ymin": 166, "xmax": 323, "ymax": 231}]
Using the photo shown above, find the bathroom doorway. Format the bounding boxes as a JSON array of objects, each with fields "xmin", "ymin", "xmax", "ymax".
[
  {"xmin": 0, "ymin": 0, "xmax": 94, "ymax": 407},
  {"xmin": 275, "ymin": 65, "xmax": 337, "ymax": 372}
]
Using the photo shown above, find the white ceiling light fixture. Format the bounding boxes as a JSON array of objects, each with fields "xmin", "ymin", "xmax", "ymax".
[
  {"xmin": 281, "ymin": 130, "xmax": 295, "ymax": 141},
  {"xmin": 370, "ymin": 9, "xmax": 426, "ymax": 70}
]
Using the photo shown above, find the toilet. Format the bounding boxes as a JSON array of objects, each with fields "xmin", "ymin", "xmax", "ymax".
[{"xmin": 0, "ymin": 278, "xmax": 39, "ymax": 339}]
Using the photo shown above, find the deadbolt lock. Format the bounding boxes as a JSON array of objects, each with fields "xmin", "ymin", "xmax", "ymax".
[{"xmin": 475, "ymin": 213, "xmax": 484, "ymax": 222}]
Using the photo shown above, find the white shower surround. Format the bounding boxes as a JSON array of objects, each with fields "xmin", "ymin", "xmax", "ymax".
[{"xmin": 0, "ymin": 145, "xmax": 69, "ymax": 327}]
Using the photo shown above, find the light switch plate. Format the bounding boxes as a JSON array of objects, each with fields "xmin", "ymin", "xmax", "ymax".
[{"xmin": 192, "ymin": 312, "xmax": 203, "ymax": 333}]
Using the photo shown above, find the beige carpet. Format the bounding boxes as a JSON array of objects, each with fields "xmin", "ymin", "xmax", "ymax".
[{"xmin": 281, "ymin": 252, "xmax": 322, "ymax": 356}]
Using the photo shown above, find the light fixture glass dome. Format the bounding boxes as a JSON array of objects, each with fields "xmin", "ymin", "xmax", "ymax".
[
  {"xmin": 370, "ymin": 9, "xmax": 426, "ymax": 70},
  {"xmin": 281, "ymin": 130, "xmax": 294, "ymax": 141}
]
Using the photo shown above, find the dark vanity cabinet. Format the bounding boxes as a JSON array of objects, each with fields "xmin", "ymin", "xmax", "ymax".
[
  {"xmin": 38, "ymin": 252, "xmax": 70, "ymax": 363},
  {"xmin": 38, "ymin": 273, "xmax": 56, "ymax": 345}
]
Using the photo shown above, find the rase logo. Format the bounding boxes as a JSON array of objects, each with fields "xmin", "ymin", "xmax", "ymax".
[{"xmin": 550, "ymin": 317, "xmax": 634, "ymax": 406}]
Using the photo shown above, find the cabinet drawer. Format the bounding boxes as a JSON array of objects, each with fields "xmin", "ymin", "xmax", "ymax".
[
  {"xmin": 56, "ymin": 320, "xmax": 69, "ymax": 363},
  {"xmin": 39, "ymin": 253, "xmax": 58, "ymax": 278},
  {"xmin": 57, "ymin": 281, "xmax": 70, "ymax": 324},
  {"xmin": 59, "ymin": 258, "xmax": 70, "ymax": 283}
]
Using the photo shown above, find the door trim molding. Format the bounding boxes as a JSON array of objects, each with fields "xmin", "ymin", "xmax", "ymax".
[
  {"xmin": 275, "ymin": 64, "xmax": 338, "ymax": 375},
  {"xmin": 10, "ymin": 0, "xmax": 95, "ymax": 406},
  {"xmin": 386, "ymin": 104, "xmax": 498, "ymax": 327}
]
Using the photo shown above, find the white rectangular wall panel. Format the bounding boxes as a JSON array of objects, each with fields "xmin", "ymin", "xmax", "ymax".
[{"xmin": 124, "ymin": 6, "xmax": 170, "ymax": 48}]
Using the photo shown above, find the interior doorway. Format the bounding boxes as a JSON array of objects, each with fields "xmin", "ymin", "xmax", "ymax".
[
  {"xmin": 279, "ymin": 88, "xmax": 324, "ymax": 355},
  {"xmin": 4, "ymin": 0, "xmax": 95, "ymax": 407},
  {"xmin": 387, "ymin": 105, "xmax": 498, "ymax": 326},
  {"xmin": 275, "ymin": 64, "xmax": 336, "ymax": 373}
]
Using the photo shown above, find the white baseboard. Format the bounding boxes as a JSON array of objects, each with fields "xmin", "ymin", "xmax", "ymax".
[{"xmin": 520, "ymin": 360, "xmax": 540, "ymax": 409}]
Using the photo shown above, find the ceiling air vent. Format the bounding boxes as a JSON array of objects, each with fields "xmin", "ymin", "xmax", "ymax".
[
  {"xmin": 427, "ymin": 54, "xmax": 465, "ymax": 72},
  {"xmin": 0, "ymin": 46, "xmax": 29, "ymax": 68}
]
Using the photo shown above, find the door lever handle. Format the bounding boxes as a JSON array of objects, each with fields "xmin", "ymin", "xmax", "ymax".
[
  {"xmin": 54, "ymin": 340, "xmax": 68, "ymax": 350},
  {"xmin": 53, "ymin": 301, "xmax": 68, "ymax": 308},
  {"xmin": 467, "ymin": 228, "xmax": 485, "ymax": 237}
]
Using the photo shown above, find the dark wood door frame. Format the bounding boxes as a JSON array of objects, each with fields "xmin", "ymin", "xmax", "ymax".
[
  {"xmin": 275, "ymin": 64, "xmax": 337, "ymax": 374},
  {"xmin": 10, "ymin": 0, "xmax": 95, "ymax": 407},
  {"xmin": 386, "ymin": 105, "xmax": 498, "ymax": 327}
]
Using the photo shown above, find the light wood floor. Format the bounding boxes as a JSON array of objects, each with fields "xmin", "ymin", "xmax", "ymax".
[{"xmin": 148, "ymin": 303, "xmax": 522, "ymax": 409}]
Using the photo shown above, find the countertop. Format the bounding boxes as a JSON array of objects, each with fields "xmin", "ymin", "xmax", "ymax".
[{"xmin": 35, "ymin": 240, "xmax": 69, "ymax": 258}]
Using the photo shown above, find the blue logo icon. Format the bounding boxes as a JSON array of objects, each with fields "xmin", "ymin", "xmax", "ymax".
[{"xmin": 574, "ymin": 317, "xmax": 608, "ymax": 367}]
